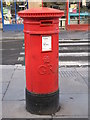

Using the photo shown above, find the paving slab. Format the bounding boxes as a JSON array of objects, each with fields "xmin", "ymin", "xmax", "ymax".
[
  {"xmin": 55, "ymin": 93, "xmax": 88, "ymax": 117},
  {"xmin": 2, "ymin": 82, "xmax": 9, "ymax": 94},
  {"xmin": 0, "ymin": 68, "xmax": 2, "ymax": 83},
  {"xmin": 0, "ymin": 65, "xmax": 16, "ymax": 100},
  {"xmin": 75, "ymin": 67, "xmax": 88, "ymax": 85},
  {"xmin": 2, "ymin": 101, "xmax": 51, "ymax": 118},
  {"xmin": 59, "ymin": 69, "xmax": 88, "ymax": 94},
  {"xmin": 53, "ymin": 115, "xmax": 88, "ymax": 118},
  {"xmin": 0, "ymin": 94, "xmax": 2, "ymax": 101},
  {"xmin": 3, "ymin": 67, "xmax": 88, "ymax": 100},
  {"xmin": 2, "ymin": 66, "xmax": 88, "ymax": 118},
  {"xmin": 75, "ymin": 67, "xmax": 88, "ymax": 78},
  {"xmin": 2, "ymin": 65, "xmax": 16, "ymax": 83},
  {"xmin": 59, "ymin": 75, "xmax": 88, "ymax": 94},
  {"xmin": 3, "ymin": 68, "xmax": 26, "ymax": 101},
  {"xmin": 88, "ymin": 92, "xmax": 90, "ymax": 117},
  {"xmin": 2, "ymin": 93, "xmax": 88, "ymax": 118},
  {"xmin": 0, "ymin": 83, "xmax": 2, "ymax": 94},
  {"xmin": 0, "ymin": 100, "xmax": 2, "ymax": 120}
]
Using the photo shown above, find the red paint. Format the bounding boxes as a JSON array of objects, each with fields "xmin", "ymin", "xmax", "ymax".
[
  {"xmin": 66, "ymin": 0, "xmax": 69, "ymax": 26},
  {"xmin": 42, "ymin": 0, "xmax": 43, "ymax": 7},
  {"xmin": 66, "ymin": 24, "xmax": 89, "ymax": 31},
  {"xmin": 18, "ymin": 7, "xmax": 64, "ymax": 94}
]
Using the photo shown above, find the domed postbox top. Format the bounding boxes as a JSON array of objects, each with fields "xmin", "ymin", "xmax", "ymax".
[{"xmin": 18, "ymin": 7, "xmax": 64, "ymax": 18}]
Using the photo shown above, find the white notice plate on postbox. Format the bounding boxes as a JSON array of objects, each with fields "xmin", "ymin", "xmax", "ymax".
[{"xmin": 42, "ymin": 36, "xmax": 52, "ymax": 52}]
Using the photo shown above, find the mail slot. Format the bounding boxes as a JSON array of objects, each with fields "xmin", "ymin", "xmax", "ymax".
[{"xmin": 18, "ymin": 7, "xmax": 64, "ymax": 115}]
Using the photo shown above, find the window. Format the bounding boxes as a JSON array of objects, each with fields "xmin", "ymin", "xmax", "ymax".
[
  {"xmin": 3, "ymin": 0, "xmax": 15, "ymax": 24},
  {"xmin": 16, "ymin": 0, "xmax": 27, "ymax": 24},
  {"xmin": 2, "ymin": 0, "xmax": 27, "ymax": 25},
  {"xmin": 69, "ymin": 0, "xmax": 89, "ymax": 25}
]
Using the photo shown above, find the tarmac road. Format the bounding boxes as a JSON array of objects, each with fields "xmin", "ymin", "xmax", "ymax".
[
  {"xmin": 1, "ymin": 38, "xmax": 89, "ymax": 66},
  {"xmin": 0, "ymin": 31, "xmax": 89, "ymax": 66},
  {"xmin": 2, "ymin": 39, "xmax": 24, "ymax": 65}
]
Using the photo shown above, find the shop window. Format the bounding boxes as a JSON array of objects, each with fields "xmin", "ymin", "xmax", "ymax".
[
  {"xmin": 80, "ymin": 1, "xmax": 88, "ymax": 24},
  {"xmin": 2, "ymin": 0, "xmax": 27, "ymax": 25},
  {"xmin": 3, "ymin": 1, "xmax": 15, "ymax": 24},
  {"xmin": 16, "ymin": 0, "xmax": 27, "ymax": 24},
  {"xmin": 69, "ymin": 0, "xmax": 89, "ymax": 25}
]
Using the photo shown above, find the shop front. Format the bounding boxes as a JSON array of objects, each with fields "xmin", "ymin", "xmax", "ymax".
[
  {"xmin": 66, "ymin": 0, "xmax": 90, "ymax": 31},
  {"xmin": 1, "ymin": 0, "xmax": 28, "ymax": 31},
  {"xmin": 1, "ymin": 0, "xmax": 89, "ymax": 31},
  {"xmin": 42, "ymin": 0, "xmax": 90, "ymax": 31}
]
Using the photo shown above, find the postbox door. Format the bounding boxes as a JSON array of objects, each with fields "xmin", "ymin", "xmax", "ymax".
[{"xmin": 25, "ymin": 33, "xmax": 59, "ymax": 94}]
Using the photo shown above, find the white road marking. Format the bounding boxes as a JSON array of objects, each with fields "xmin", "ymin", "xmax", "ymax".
[
  {"xmin": 18, "ymin": 57, "xmax": 24, "ymax": 61},
  {"xmin": 59, "ymin": 43, "xmax": 89, "ymax": 46},
  {"xmin": 20, "ymin": 52, "xmax": 25, "ymax": 55},
  {"xmin": 59, "ymin": 52, "xmax": 88, "ymax": 56},
  {"xmin": 22, "ymin": 47, "xmax": 25, "ymax": 49}
]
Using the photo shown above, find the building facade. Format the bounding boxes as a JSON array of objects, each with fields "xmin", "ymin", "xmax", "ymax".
[
  {"xmin": 1, "ymin": 0, "xmax": 42, "ymax": 31},
  {"xmin": 1, "ymin": 0, "xmax": 89, "ymax": 31},
  {"xmin": 42, "ymin": 0, "xmax": 90, "ymax": 31},
  {"xmin": 1, "ymin": 0, "xmax": 28, "ymax": 31}
]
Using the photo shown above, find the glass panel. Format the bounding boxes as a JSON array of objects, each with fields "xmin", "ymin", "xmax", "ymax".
[
  {"xmin": 80, "ymin": 0, "xmax": 89, "ymax": 24},
  {"xmin": 70, "ymin": 16, "xmax": 79, "ymax": 25},
  {"xmin": 69, "ymin": 1, "xmax": 79, "ymax": 24},
  {"xmin": 69, "ymin": 0, "xmax": 89, "ymax": 25},
  {"xmin": 16, "ymin": 0, "xmax": 27, "ymax": 24},
  {"xmin": 3, "ymin": 0, "xmax": 16, "ymax": 24}
]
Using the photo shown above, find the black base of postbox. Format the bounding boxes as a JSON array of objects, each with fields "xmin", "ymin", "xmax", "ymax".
[{"xmin": 26, "ymin": 89, "xmax": 60, "ymax": 115}]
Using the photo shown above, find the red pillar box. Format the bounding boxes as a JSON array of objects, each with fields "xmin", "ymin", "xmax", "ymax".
[{"xmin": 18, "ymin": 7, "xmax": 64, "ymax": 115}]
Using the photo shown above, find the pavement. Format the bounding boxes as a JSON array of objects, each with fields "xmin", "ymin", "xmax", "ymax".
[{"xmin": 0, "ymin": 65, "xmax": 88, "ymax": 119}]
